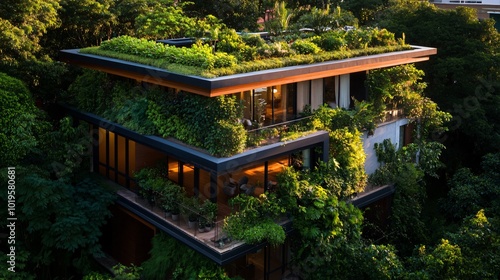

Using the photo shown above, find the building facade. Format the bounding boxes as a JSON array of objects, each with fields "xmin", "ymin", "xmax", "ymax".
[{"xmin": 59, "ymin": 41, "xmax": 436, "ymax": 279}]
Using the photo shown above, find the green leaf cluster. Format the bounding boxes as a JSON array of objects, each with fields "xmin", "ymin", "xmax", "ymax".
[
  {"xmin": 148, "ymin": 91, "xmax": 246, "ymax": 157},
  {"xmin": 97, "ymin": 36, "xmax": 237, "ymax": 70},
  {"xmin": 141, "ymin": 233, "xmax": 231, "ymax": 280},
  {"xmin": 0, "ymin": 72, "xmax": 38, "ymax": 165},
  {"xmin": 66, "ymin": 69, "xmax": 157, "ymax": 134},
  {"xmin": 443, "ymin": 153, "xmax": 500, "ymax": 221},
  {"xmin": 223, "ymin": 193, "xmax": 287, "ymax": 246},
  {"xmin": 0, "ymin": 167, "xmax": 115, "ymax": 277},
  {"xmin": 310, "ymin": 106, "xmax": 368, "ymax": 196},
  {"xmin": 0, "ymin": 0, "xmax": 60, "ymax": 61}
]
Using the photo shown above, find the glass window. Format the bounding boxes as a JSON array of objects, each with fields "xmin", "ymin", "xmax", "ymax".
[
  {"xmin": 168, "ymin": 157, "xmax": 179, "ymax": 183},
  {"xmin": 324, "ymin": 76, "xmax": 337, "ymax": 108}
]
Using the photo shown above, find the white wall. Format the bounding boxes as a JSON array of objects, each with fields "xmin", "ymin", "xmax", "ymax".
[
  {"xmin": 310, "ymin": 78, "xmax": 323, "ymax": 110},
  {"xmin": 339, "ymin": 74, "xmax": 350, "ymax": 109},
  {"xmin": 363, "ymin": 118, "xmax": 409, "ymax": 175},
  {"xmin": 296, "ymin": 81, "xmax": 310, "ymax": 113}
]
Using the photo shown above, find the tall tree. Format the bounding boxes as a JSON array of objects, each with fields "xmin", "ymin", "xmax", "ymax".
[
  {"xmin": 0, "ymin": 0, "xmax": 60, "ymax": 61},
  {"xmin": 181, "ymin": 0, "xmax": 261, "ymax": 31},
  {"xmin": 42, "ymin": 0, "xmax": 117, "ymax": 55},
  {"xmin": 0, "ymin": 73, "xmax": 38, "ymax": 165},
  {"xmin": 377, "ymin": 2, "xmax": 500, "ymax": 171}
]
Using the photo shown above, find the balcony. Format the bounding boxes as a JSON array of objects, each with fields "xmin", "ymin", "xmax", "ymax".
[
  {"xmin": 115, "ymin": 186, "xmax": 293, "ymax": 265},
  {"xmin": 245, "ymin": 117, "xmax": 312, "ymax": 148}
]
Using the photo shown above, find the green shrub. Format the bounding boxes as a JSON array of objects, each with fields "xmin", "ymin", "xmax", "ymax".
[
  {"xmin": 345, "ymin": 28, "xmax": 373, "ymax": 49},
  {"xmin": 99, "ymin": 36, "xmax": 237, "ymax": 70},
  {"xmin": 291, "ymin": 39, "xmax": 321, "ymax": 54},
  {"xmin": 103, "ymin": 97, "xmax": 157, "ymax": 135},
  {"xmin": 67, "ymin": 70, "xmax": 110, "ymax": 114},
  {"xmin": 148, "ymin": 92, "xmax": 245, "ymax": 157},
  {"xmin": 223, "ymin": 193, "xmax": 287, "ymax": 246},
  {"xmin": 317, "ymin": 32, "xmax": 347, "ymax": 51},
  {"xmin": 206, "ymin": 120, "xmax": 246, "ymax": 157},
  {"xmin": 141, "ymin": 233, "xmax": 230, "ymax": 280},
  {"xmin": 0, "ymin": 72, "xmax": 38, "ymax": 165},
  {"xmin": 241, "ymin": 33, "xmax": 266, "ymax": 47},
  {"xmin": 370, "ymin": 28, "xmax": 397, "ymax": 47},
  {"xmin": 216, "ymin": 29, "xmax": 245, "ymax": 54}
]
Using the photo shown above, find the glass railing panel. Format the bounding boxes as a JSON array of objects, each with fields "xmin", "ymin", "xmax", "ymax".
[{"xmin": 245, "ymin": 117, "xmax": 312, "ymax": 148}]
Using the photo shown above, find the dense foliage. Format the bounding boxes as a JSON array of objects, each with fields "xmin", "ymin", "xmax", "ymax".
[
  {"xmin": 2, "ymin": 0, "xmax": 500, "ymax": 279},
  {"xmin": 0, "ymin": 73, "xmax": 39, "ymax": 165},
  {"xmin": 141, "ymin": 233, "xmax": 231, "ymax": 280},
  {"xmin": 378, "ymin": 1, "xmax": 500, "ymax": 171},
  {"xmin": 81, "ymin": 26, "xmax": 408, "ymax": 77}
]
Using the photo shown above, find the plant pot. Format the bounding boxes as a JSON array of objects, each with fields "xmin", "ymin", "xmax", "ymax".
[
  {"xmin": 198, "ymin": 227, "xmax": 206, "ymax": 233},
  {"xmin": 164, "ymin": 210, "xmax": 172, "ymax": 218},
  {"xmin": 204, "ymin": 225, "xmax": 212, "ymax": 232},
  {"xmin": 188, "ymin": 219, "xmax": 197, "ymax": 229},
  {"xmin": 172, "ymin": 213, "xmax": 180, "ymax": 221}
]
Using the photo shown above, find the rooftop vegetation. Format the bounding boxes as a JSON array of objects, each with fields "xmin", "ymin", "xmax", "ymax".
[{"xmin": 80, "ymin": 27, "xmax": 410, "ymax": 78}]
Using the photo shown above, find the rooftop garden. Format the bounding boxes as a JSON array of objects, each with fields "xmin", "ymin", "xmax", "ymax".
[{"xmin": 79, "ymin": 9, "xmax": 410, "ymax": 78}]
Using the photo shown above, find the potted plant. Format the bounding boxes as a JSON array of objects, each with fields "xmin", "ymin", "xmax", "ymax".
[
  {"xmin": 198, "ymin": 217, "xmax": 207, "ymax": 233},
  {"xmin": 171, "ymin": 203, "xmax": 180, "ymax": 221},
  {"xmin": 201, "ymin": 200, "xmax": 218, "ymax": 231},
  {"xmin": 181, "ymin": 196, "xmax": 200, "ymax": 229},
  {"xmin": 161, "ymin": 181, "xmax": 182, "ymax": 218}
]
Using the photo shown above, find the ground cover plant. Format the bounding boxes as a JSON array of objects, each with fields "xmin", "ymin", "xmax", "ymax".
[{"xmin": 80, "ymin": 27, "xmax": 410, "ymax": 78}]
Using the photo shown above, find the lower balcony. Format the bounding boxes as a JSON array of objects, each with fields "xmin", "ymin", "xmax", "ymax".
[{"xmin": 115, "ymin": 185, "xmax": 293, "ymax": 265}]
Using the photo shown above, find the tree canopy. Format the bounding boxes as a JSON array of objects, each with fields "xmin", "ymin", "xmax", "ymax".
[{"xmin": 0, "ymin": 73, "xmax": 38, "ymax": 165}]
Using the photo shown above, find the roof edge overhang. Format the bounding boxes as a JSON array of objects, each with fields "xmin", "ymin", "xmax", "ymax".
[{"xmin": 59, "ymin": 45, "xmax": 436, "ymax": 97}]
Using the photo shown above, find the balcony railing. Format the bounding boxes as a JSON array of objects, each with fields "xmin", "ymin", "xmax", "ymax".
[
  {"xmin": 245, "ymin": 117, "xmax": 312, "ymax": 148},
  {"xmin": 117, "ymin": 188, "xmax": 245, "ymax": 252},
  {"xmin": 381, "ymin": 108, "xmax": 405, "ymax": 124}
]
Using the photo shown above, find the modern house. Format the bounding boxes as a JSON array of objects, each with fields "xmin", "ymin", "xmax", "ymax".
[
  {"xmin": 430, "ymin": 0, "xmax": 500, "ymax": 19},
  {"xmin": 59, "ymin": 35, "xmax": 436, "ymax": 279}
]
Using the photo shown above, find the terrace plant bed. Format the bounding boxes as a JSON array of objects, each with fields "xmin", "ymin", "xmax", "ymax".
[{"xmin": 79, "ymin": 27, "xmax": 411, "ymax": 78}]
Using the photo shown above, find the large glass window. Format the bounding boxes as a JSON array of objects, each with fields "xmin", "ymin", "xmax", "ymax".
[
  {"xmin": 235, "ymin": 84, "xmax": 299, "ymax": 128},
  {"xmin": 97, "ymin": 128, "xmax": 137, "ymax": 189}
]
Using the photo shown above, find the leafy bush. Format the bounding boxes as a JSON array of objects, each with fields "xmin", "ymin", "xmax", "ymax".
[
  {"xmin": 314, "ymin": 32, "xmax": 347, "ymax": 51},
  {"xmin": 67, "ymin": 70, "xmax": 111, "ymax": 114},
  {"xmin": 103, "ymin": 97, "xmax": 157, "ymax": 135},
  {"xmin": 206, "ymin": 120, "xmax": 247, "ymax": 157},
  {"xmin": 291, "ymin": 39, "xmax": 321, "ymax": 54},
  {"xmin": 223, "ymin": 193, "xmax": 287, "ymax": 246},
  {"xmin": 141, "ymin": 233, "xmax": 231, "ymax": 280},
  {"xmin": 0, "ymin": 72, "xmax": 38, "ymax": 165},
  {"xmin": 216, "ymin": 29, "xmax": 245, "ymax": 54},
  {"xmin": 99, "ymin": 36, "xmax": 237, "ymax": 70},
  {"xmin": 345, "ymin": 28, "xmax": 373, "ymax": 49},
  {"xmin": 148, "ymin": 92, "xmax": 245, "ymax": 157},
  {"xmin": 371, "ymin": 28, "xmax": 398, "ymax": 47},
  {"xmin": 241, "ymin": 33, "xmax": 266, "ymax": 47}
]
